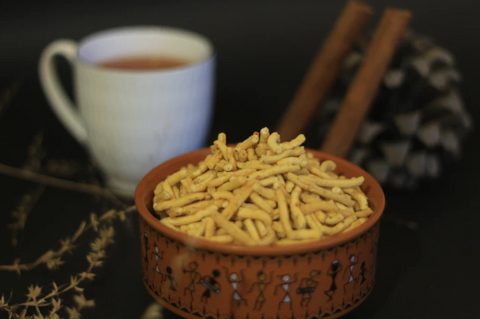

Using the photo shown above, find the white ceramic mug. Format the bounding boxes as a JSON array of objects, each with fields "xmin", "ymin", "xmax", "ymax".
[{"xmin": 39, "ymin": 26, "xmax": 215, "ymax": 195}]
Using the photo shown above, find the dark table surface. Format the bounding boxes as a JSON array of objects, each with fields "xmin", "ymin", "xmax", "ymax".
[{"xmin": 1, "ymin": 0, "xmax": 480, "ymax": 318}]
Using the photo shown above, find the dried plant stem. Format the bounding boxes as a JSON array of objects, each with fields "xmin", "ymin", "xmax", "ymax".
[
  {"xmin": 0, "ymin": 79, "xmax": 21, "ymax": 120},
  {"xmin": 9, "ymin": 185, "xmax": 46, "ymax": 247},
  {"xmin": 0, "ymin": 206, "xmax": 136, "ymax": 274},
  {"xmin": 1, "ymin": 224, "xmax": 117, "ymax": 317},
  {"xmin": 0, "ymin": 162, "xmax": 132, "ymax": 203}
]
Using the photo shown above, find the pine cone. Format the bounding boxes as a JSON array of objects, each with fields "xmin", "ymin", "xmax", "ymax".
[{"xmin": 316, "ymin": 30, "xmax": 473, "ymax": 189}]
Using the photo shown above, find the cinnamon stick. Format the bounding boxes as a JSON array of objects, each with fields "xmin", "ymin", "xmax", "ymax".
[
  {"xmin": 321, "ymin": 8, "xmax": 412, "ymax": 158},
  {"xmin": 277, "ymin": 0, "xmax": 373, "ymax": 141}
]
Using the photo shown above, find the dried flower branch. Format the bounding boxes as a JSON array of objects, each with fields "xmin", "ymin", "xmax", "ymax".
[
  {"xmin": 0, "ymin": 79, "xmax": 21, "ymax": 120},
  {"xmin": 0, "ymin": 206, "xmax": 136, "ymax": 274},
  {"xmin": 23, "ymin": 130, "xmax": 45, "ymax": 172},
  {"xmin": 1, "ymin": 206, "xmax": 135, "ymax": 318},
  {"xmin": 0, "ymin": 162, "xmax": 132, "ymax": 203},
  {"xmin": 8, "ymin": 186, "xmax": 46, "ymax": 247}
]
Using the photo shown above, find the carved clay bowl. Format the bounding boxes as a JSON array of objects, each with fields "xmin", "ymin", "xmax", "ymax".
[{"xmin": 135, "ymin": 148, "xmax": 385, "ymax": 319}]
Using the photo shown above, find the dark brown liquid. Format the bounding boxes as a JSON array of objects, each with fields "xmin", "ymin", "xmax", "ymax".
[{"xmin": 99, "ymin": 56, "xmax": 189, "ymax": 70}]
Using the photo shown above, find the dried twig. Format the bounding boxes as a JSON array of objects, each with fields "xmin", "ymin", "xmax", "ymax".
[
  {"xmin": 0, "ymin": 162, "xmax": 132, "ymax": 203},
  {"xmin": 0, "ymin": 79, "xmax": 21, "ymax": 120},
  {"xmin": 0, "ymin": 206, "xmax": 136, "ymax": 318},
  {"xmin": 8, "ymin": 185, "xmax": 46, "ymax": 247},
  {"xmin": 0, "ymin": 206, "xmax": 136, "ymax": 274}
]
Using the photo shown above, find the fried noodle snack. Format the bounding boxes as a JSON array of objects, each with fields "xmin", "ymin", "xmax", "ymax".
[{"xmin": 153, "ymin": 129, "xmax": 373, "ymax": 246}]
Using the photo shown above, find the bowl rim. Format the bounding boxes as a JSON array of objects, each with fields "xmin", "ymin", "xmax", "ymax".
[{"xmin": 135, "ymin": 148, "xmax": 385, "ymax": 256}]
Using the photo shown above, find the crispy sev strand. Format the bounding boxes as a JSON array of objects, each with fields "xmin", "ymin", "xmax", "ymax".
[
  {"xmin": 272, "ymin": 221, "xmax": 286, "ymax": 238},
  {"xmin": 308, "ymin": 166, "xmax": 334, "ymax": 180},
  {"xmin": 179, "ymin": 184, "xmax": 187, "ymax": 197},
  {"xmin": 292, "ymin": 229, "xmax": 321, "ymax": 240},
  {"xmin": 342, "ymin": 217, "xmax": 368, "ymax": 233},
  {"xmin": 260, "ymin": 127, "xmax": 270, "ymax": 143},
  {"xmin": 259, "ymin": 176, "xmax": 278, "ymax": 187},
  {"xmin": 163, "ymin": 181, "xmax": 175, "ymax": 199},
  {"xmin": 227, "ymin": 147, "xmax": 237, "ymax": 171},
  {"xmin": 215, "ymin": 159, "xmax": 233, "ymax": 172},
  {"xmin": 154, "ymin": 190, "xmax": 171, "ymax": 203},
  {"xmin": 172, "ymin": 186, "xmax": 180, "ymax": 199},
  {"xmin": 355, "ymin": 207, "xmax": 373, "ymax": 218},
  {"xmin": 153, "ymin": 192, "xmax": 205, "ymax": 211},
  {"xmin": 206, "ymin": 235, "xmax": 234, "ymax": 243},
  {"xmin": 255, "ymin": 143, "xmax": 269, "ymax": 157},
  {"xmin": 207, "ymin": 185, "xmax": 216, "ymax": 195},
  {"xmin": 207, "ymin": 151, "xmax": 223, "ymax": 170},
  {"xmin": 234, "ymin": 220, "xmax": 244, "ymax": 229},
  {"xmin": 214, "ymin": 140, "xmax": 228, "ymax": 161},
  {"xmin": 216, "ymin": 228, "xmax": 228, "ymax": 236},
  {"xmin": 225, "ymin": 168, "xmax": 257, "ymax": 177},
  {"xmin": 218, "ymin": 132, "xmax": 227, "ymax": 144},
  {"xmin": 181, "ymin": 176, "xmax": 194, "ymax": 193},
  {"xmin": 281, "ymin": 134, "xmax": 306, "ymax": 150},
  {"xmin": 325, "ymin": 212, "xmax": 345, "ymax": 226},
  {"xmin": 275, "ymin": 238, "xmax": 318, "ymax": 245},
  {"xmin": 244, "ymin": 219, "xmax": 261, "ymax": 241},
  {"xmin": 235, "ymin": 148, "xmax": 248, "ymax": 162},
  {"xmin": 256, "ymin": 226, "xmax": 276, "ymax": 245},
  {"xmin": 237, "ymin": 161, "xmax": 272, "ymax": 170},
  {"xmin": 222, "ymin": 181, "xmax": 256, "ymax": 220},
  {"xmin": 190, "ymin": 161, "xmax": 209, "ymax": 178},
  {"xmin": 252, "ymin": 183, "xmax": 276, "ymax": 200},
  {"xmin": 154, "ymin": 182, "xmax": 164, "ymax": 195},
  {"xmin": 285, "ymin": 181, "xmax": 295, "ymax": 193},
  {"xmin": 211, "ymin": 191, "xmax": 234, "ymax": 201},
  {"xmin": 255, "ymin": 220, "xmax": 267, "ymax": 237},
  {"xmin": 322, "ymin": 215, "xmax": 357, "ymax": 236},
  {"xmin": 290, "ymin": 186, "xmax": 306, "ymax": 229},
  {"xmin": 293, "ymin": 168, "xmax": 310, "ymax": 175},
  {"xmin": 211, "ymin": 210, "xmax": 255, "ymax": 245},
  {"xmin": 160, "ymin": 218, "xmax": 178, "ymax": 231},
  {"xmin": 190, "ymin": 175, "xmax": 230, "ymax": 193},
  {"xmin": 247, "ymin": 148, "xmax": 258, "ymax": 161},
  {"xmin": 236, "ymin": 134, "xmax": 260, "ymax": 150},
  {"xmin": 195, "ymin": 170, "xmax": 216, "ymax": 184},
  {"xmin": 278, "ymin": 157, "xmax": 308, "ymax": 167},
  {"xmin": 259, "ymin": 147, "xmax": 305, "ymax": 164},
  {"xmin": 242, "ymin": 203, "xmax": 261, "ymax": 210},
  {"xmin": 301, "ymin": 200, "xmax": 337, "ymax": 214},
  {"xmin": 204, "ymin": 217, "xmax": 216, "ymax": 238},
  {"xmin": 352, "ymin": 191, "xmax": 369, "ymax": 210},
  {"xmin": 338, "ymin": 208, "xmax": 355, "ymax": 218},
  {"xmin": 314, "ymin": 211, "xmax": 327, "ymax": 223},
  {"xmin": 300, "ymin": 193, "xmax": 321, "ymax": 203},
  {"xmin": 191, "ymin": 220, "xmax": 206, "ymax": 237},
  {"xmin": 267, "ymin": 132, "xmax": 282, "ymax": 154},
  {"xmin": 320, "ymin": 160, "xmax": 336, "ymax": 172},
  {"xmin": 218, "ymin": 176, "xmax": 247, "ymax": 192},
  {"xmin": 236, "ymin": 208, "xmax": 272, "ymax": 226},
  {"xmin": 305, "ymin": 214, "xmax": 320, "ymax": 230},
  {"xmin": 165, "ymin": 205, "xmax": 217, "ymax": 226},
  {"xmin": 166, "ymin": 168, "xmax": 189, "ymax": 186},
  {"xmin": 290, "ymin": 174, "xmax": 355, "ymax": 206},
  {"xmin": 250, "ymin": 192, "xmax": 274, "ymax": 213},
  {"xmin": 249, "ymin": 165, "xmax": 301, "ymax": 180},
  {"xmin": 302, "ymin": 174, "xmax": 364, "ymax": 188},
  {"xmin": 276, "ymin": 188, "xmax": 294, "ymax": 239}
]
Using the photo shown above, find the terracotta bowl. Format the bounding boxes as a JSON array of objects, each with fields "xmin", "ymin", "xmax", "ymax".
[{"xmin": 135, "ymin": 148, "xmax": 385, "ymax": 319}]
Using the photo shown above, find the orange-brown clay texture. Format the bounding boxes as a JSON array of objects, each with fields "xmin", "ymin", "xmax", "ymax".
[{"xmin": 135, "ymin": 149, "xmax": 385, "ymax": 319}]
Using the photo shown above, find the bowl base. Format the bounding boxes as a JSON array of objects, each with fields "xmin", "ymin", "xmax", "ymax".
[{"xmin": 143, "ymin": 278, "xmax": 374, "ymax": 319}]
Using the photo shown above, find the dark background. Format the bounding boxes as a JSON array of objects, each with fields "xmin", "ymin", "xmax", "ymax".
[{"xmin": 1, "ymin": 0, "xmax": 479, "ymax": 318}]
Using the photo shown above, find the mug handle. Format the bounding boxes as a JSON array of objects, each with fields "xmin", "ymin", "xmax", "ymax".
[{"xmin": 39, "ymin": 40, "xmax": 88, "ymax": 144}]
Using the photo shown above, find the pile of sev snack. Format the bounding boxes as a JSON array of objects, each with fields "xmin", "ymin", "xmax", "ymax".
[{"xmin": 153, "ymin": 128, "xmax": 373, "ymax": 246}]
